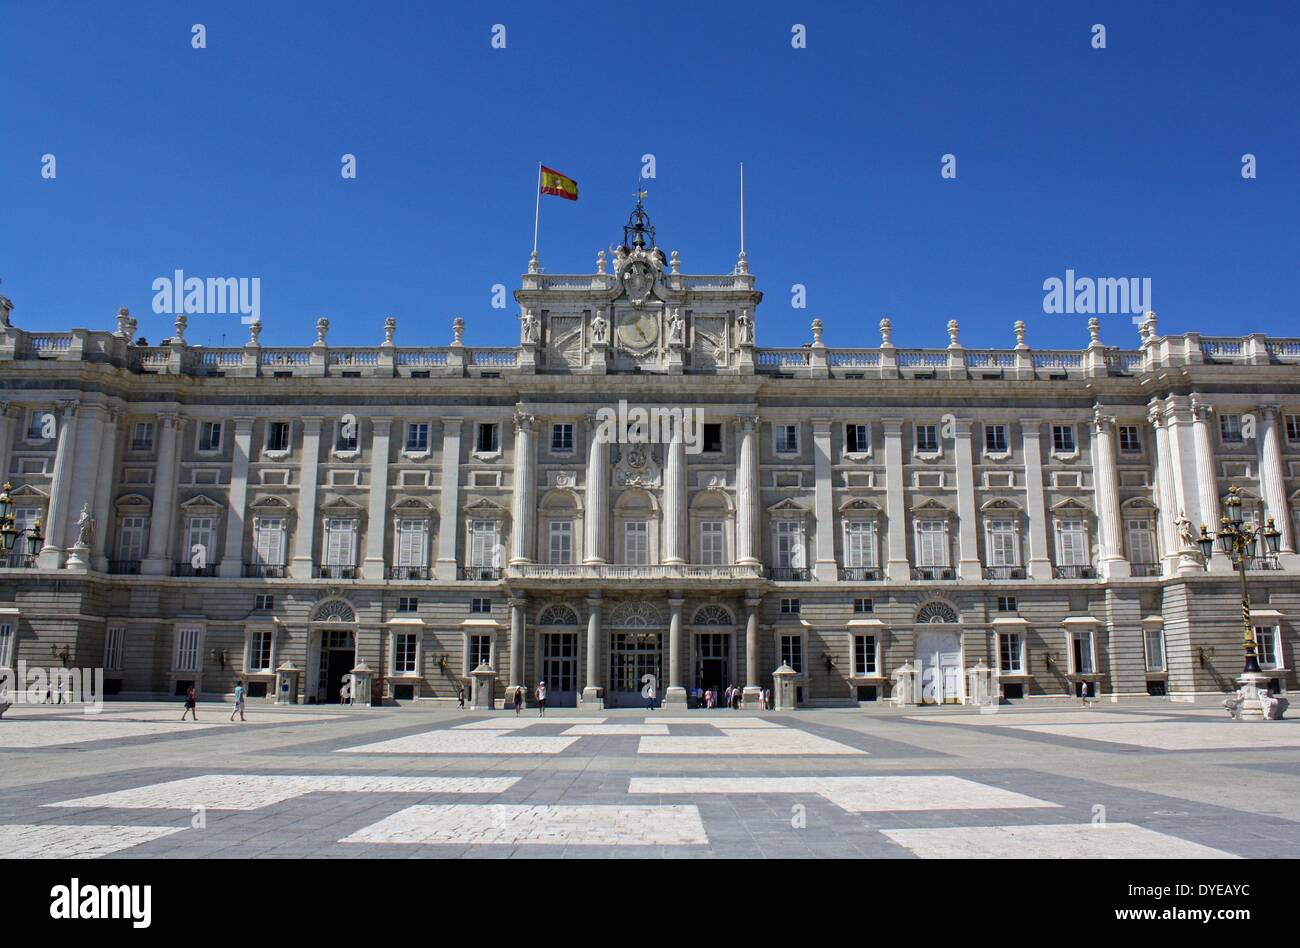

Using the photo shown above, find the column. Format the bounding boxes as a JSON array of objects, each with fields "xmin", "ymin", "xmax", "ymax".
[
  {"xmin": 218, "ymin": 417, "xmax": 254, "ymax": 577},
  {"xmin": 953, "ymin": 418, "xmax": 981, "ymax": 580},
  {"xmin": 433, "ymin": 417, "xmax": 461, "ymax": 580},
  {"xmin": 1258, "ymin": 405, "xmax": 1294, "ymax": 554},
  {"xmin": 1020, "ymin": 419, "xmax": 1052, "ymax": 580},
  {"xmin": 665, "ymin": 593, "xmax": 686, "ymax": 706},
  {"xmin": 582, "ymin": 593, "xmax": 603, "ymax": 706},
  {"xmin": 1190, "ymin": 399, "xmax": 1221, "ymax": 540},
  {"xmin": 811, "ymin": 419, "xmax": 836, "ymax": 581},
  {"xmin": 662, "ymin": 432, "xmax": 687, "ymax": 565},
  {"xmin": 362, "ymin": 417, "xmax": 392, "ymax": 580},
  {"xmin": 742, "ymin": 594, "xmax": 761, "ymax": 701},
  {"xmin": 1090, "ymin": 410, "xmax": 1130, "ymax": 578},
  {"xmin": 64, "ymin": 403, "xmax": 107, "ymax": 560},
  {"xmin": 584, "ymin": 413, "xmax": 608, "ymax": 564},
  {"xmin": 1165, "ymin": 397, "xmax": 1203, "ymax": 530},
  {"xmin": 510, "ymin": 410, "xmax": 536, "ymax": 565},
  {"xmin": 89, "ymin": 408, "xmax": 123, "ymax": 572},
  {"xmin": 37, "ymin": 401, "xmax": 79, "ymax": 568},
  {"xmin": 290, "ymin": 418, "xmax": 323, "ymax": 579},
  {"xmin": 882, "ymin": 418, "xmax": 909, "ymax": 581},
  {"xmin": 1149, "ymin": 403, "xmax": 1180, "ymax": 576},
  {"xmin": 0, "ymin": 402, "xmax": 16, "ymax": 484},
  {"xmin": 510, "ymin": 595, "xmax": 527, "ymax": 692},
  {"xmin": 141, "ymin": 413, "xmax": 180, "ymax": 575},
  {"xmin": 734, "ymin": 414, "xmax": 760, "ymax": 566}
]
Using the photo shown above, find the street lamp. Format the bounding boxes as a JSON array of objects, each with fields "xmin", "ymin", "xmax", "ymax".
[
  {"xmin": 0, "ymin": 482, "xmax": 44, "ymax": 565},
  {"xmin": 1205, "ymin": 485, "xmax": 1283, "ymax": 718}
]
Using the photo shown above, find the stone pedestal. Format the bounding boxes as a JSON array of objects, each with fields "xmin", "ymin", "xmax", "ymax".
[
  {"xmin": 274, "ymin": 661, "xmax": 300, "ymax": 705},
  {"xmin": 663, "ymin": 686, "xmax": 688, "ymax": 708},
  {"xmin": 470, "ymin": 662, "xmax": 496, "ymax": 710},
  {"xmin": 772, "ymin": 662, "xmax": 797, "ymax": 711},
  {"xmin": 966, "ymin": 659, "xmax": 995, "ymax": 709},
  {"xmin": 64, "ymin": 542, "xmax": 90, "ymax": 573},
  {"xmin": 580, "ymin": 686, "xmax": 605, "ymax": 709},
  {"xmin": 1233, "ymin": 672, "xmax": 1272, "ymax": 722}
]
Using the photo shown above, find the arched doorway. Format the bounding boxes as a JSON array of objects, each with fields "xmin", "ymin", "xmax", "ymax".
[
  {"xmin": 606, "ymin": 600, "xmax": 664, "ymax": 708},
  {"xmin": 914, "ymin": 602, "xmax": 962, "ymax": 705},
  {"xmin": 536, "ymin": 604, "xmax": 580, "ymax": 707},
  {"xmin": 308, "ymin": 599, "xmax": 358, "ymax": 704},
  {"xmin": 691, "ymin": 604, "xmax": 736, "ymax": 700}
]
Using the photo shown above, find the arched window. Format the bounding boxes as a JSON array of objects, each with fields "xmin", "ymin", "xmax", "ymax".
[
  {"xmin": 693, "ymin": 605, "xmax": 734, "ymax": 626},
  {"xmin": 312, "ymin": 599, "xmax": 357, "ymax": 623},
  {"xmin": 916, "ymin": 602, "xmax": 959, "ymax": 624},
  {"xmin": 537, "ymin": 604, "xmax": 580, "ymax": 626},
  {"xmin": 607, "ymin": 600, "xmax": 664, "ymax": 628}
]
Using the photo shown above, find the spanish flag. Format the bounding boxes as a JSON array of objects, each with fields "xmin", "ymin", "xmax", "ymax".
[{"xmin": 540, "ymin": 165, "xmax": 579, "ymax": 201}]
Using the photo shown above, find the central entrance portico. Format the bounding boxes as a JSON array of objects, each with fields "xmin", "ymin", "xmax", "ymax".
[
  {"xmin": 914, "ymin": 601, "xmax": 964, "ymax": 705},
  {"xmin": 605, "ymin": 600, "xmax": 665, "ymax": 708}
]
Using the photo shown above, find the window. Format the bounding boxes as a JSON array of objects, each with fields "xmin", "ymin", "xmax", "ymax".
[
  {"xmin": 1219, "ymin": 414, "xmax": 1243, "ymax": 444},
  {"xmin": 915, "ymin": 520, "xmax": 947, "ymax": 567},
  {"xmin": 476, "ymin": 422, "xmax": 499, "ymax": 453},
  {"xmin": 1070, "ymin": 629, "xmax": 1096, "ymax": 675},
  {"xmin": 174, "ymin": 626, "xmax": 202, "ymax": 672},
  {"xmin": 393, "ymin": 633, "xmax": 417, "ymax": 674},
  {"xmin": 0, "ymin": 622, "xmax": 12, "ymax": 668},
  {"xmin": 853, "ymin": 635, "xmax": 877, "ymax": 676},
  {"xmin": 266, "ymin": 422, "xmax": 289, "ymax": 452},
  {"xmin": 396, "ymin": 519, "xmax": 428, "ymax": 568},
  {"xmin": 198, "ymin": 421, "xmax": 222, "ymax": 452},
  {"xmin": 699, "ymin": 521, "xmax": 725, "ymax": 565},
  {"xmin": 702, "ymin": 423, "xmax": 722, "ymax": 453},
  {"xmin": 915, "ymin": 424, "xmax": 938, "ymax": 453},
  {"xmin": 117, "ymin": 515, "xmax": 147, "ymax": 562},
  {"xmin": 471, "ymin": 598, "xmax": 492, "ymax": 614},
  {"xmin": 469, "ymin": 521, "xmax": 498, "ymax": 567},
  {"xmin": 1255, "ymin": 626, "xmax": 1280, "ymax": 669},
  {"xmin": 996, "ymin": 595, "xmax": 1017, "ymax": 612},
  {"xmin": 775, "ymin": 520, "xmax": 803, "ymax": 569},
  {"xmin": 468, "ymin": 634, "xmax": 491, "ymax": 669},
  {"xmin": 14, "ymin": 506, "xmax": 41, "ymax": 534},
  {"xmin": 775, "ymin": 424, "xmax": 799, "ymax": 454},
  {"xmin": 336, "ymin": 419, "xmax": 358, "ymax": 452},
  {"xmin": 780, "ymin": 598, "xmax": 800, "ymax": 615},
  {"xmin": 405, "ymin": 423, "xmax": 429, "ymax": 453},
  {"xmin": 984, "ymin": 424, "xmax": 1008, "ymax": 454},
  {"xmin": 853, "ymin": 598, "xmax": 873, "ymax": 614},
  {"xmin": 253, "ymin": 517, "xmax": 286, "ymax": 566},
  {"xmin": 324, "ymin": 518, "xmax": 357, "ymax": 566},
  {"xmin": 103, "ymin": 626, "xmax": 126, "ymax": 671},
  {"xmin": 1118, "ymin": 425, "xmax": 1142, "ymax": 453},
  {"xmin": 254, "ymin": 594, "xmax": 274, "ymax": 610},
  {"xmin": 998, "ymin": 633, "xmax": 1023, "ymax": 674},
  {"xmin": 1126, "ymin": 519, "xmax": 1156, "ymax": 565},
  {"xmin": 131, "ymin": 422, "xmax": 154, "ymax": 451},
  {"xmin": 187, "ymin": 517, "xmax": 216, "ymax": 563},
  {"xmin": 249, "ymin": 629, "xmax": 272, "ymax": 671},
  {"xmin": 846, "ymin": 424, "xmax": 870, "ymax": 454},
  {"xmin": 986, "ymin": 519, "xmax": 1019, "ymax": 567},
  {"xmin": 1286, "ymin": 415, "xmax": 1300, "ymax": 443},
  {"xmin": 549, "ymin": 520, "xmax": 574, "ymax": 565},
  {"xmin": 1056, "ymin": 520, "xmax": 1088, "ymax": 566},
  {"xmin": 623, "ymin": 521, "xmax": 649, "ymax": 565},
  {"xmin": 843, "ymin": 521, "xmax": 877, "ymax": 568},
  {"xmin": 1051, "ymin": 424, "xmax": 1076, "ymax": 453},
  {"xmin": 1144, "ymin": 628, "xmax": 1166, "ymax": 672},
  {"xmin": 551, "ymin": 423, "xmax": 574, "ymax": 453},
  {"xmin": 26, "ymin": 410, "xmax": 50, "ymax": 440},
  {"xmin": 397, "ymin": 596, "xmax": 418, "ymax": 613},
  {"xmin": 780, "ymin": 634, "xmax": 803, "ymax": 673}
]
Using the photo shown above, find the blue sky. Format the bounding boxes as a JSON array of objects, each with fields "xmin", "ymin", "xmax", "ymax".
[{"xmin": 1, "ymin": 0, "xmax": 1297, "ymax": 350}]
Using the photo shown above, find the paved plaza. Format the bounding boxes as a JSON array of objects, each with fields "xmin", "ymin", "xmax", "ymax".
[{"xmin": 3, "ymin": 700, "xmax": 1300, "ymax": 858}]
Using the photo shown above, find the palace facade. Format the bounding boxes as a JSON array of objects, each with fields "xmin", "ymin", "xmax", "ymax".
[{"xmin": 2, "ymin": 206, "xmax": 1299, "ymax": 708}]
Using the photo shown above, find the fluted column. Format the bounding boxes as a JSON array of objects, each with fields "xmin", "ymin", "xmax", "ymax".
[
  {"xmin": 141, "ymin": 413, "xmax": 181, "ymax": 575},
  {"xmin": 1150, "ymin": 404, "xmax": 1180, "ymax": 576},
  {"xmin": 584, "ymin": 413, "xmax": 609, "ymax": 564},
  {"xmin": 811, "ymin": 419, "xmax": 836, "ymax": 581},
  {"xmin": 510, "ymin": 595, "xmax": 527, "ymax": 692},
  {"xmin": 37, "ymin": 401, "xmax": 79, "ymax": 569},
  {"xmin": 953, "ymin": 418, "xmax": 981, "ymax": 580},
  {"xmin": 1091, "ymin": 410, "xmax": 1129, "ymax": 578},
  {"xmin": 510, "ymin": 410, "xmax": 536, "ymax": 565},
  {"xmin": 743, "ymin": 594, "xmax": 761, "ymax": 700},
  {"xmin": 218, "ymin": 417, "xmax": 254, "ymax": 577},
  {"xmin": 433, "ymin": 418, "xmax": 461, "ymax": 580},
  {"xmin": 289, "ymin": 418, "xmax": 322, "ymax": 579},
  {"xmin": 582, "ymin": 592, "xmax": 603, "ymax": 706},
  {"xmin": 363, "ymin": 418, "xmax": 392, "ymax": 580},
  {"xmin": 883, "ymin": 418, "xmax": 909, "ymax": 581},
  {"xmin": 1020, "ymin": 419, "xmax": 1051, "ymax": 580},
  {"xmin": 665, "ymin": 593, "xmax": 686, "ymax": 706},
  {"xmin": 1258, "ymin": 404, "xmax": 1294, "ymax": 553},
  {"xmin": 0, "ymin": 402, "xmax": 16, "ymax": 486},
  {"xmin": 1190, "ymin": 398, "xmax": 1223, "ymax": 566},
  {"xmin": 663, "ymin": 431, "xmax": 687, "ymax": 564},
  {"xmin": 734, "ymin": 414, "xmax": 760, "ymax": 566},
  {"xmin": 90, "ymin": 409, "xmax": 123, "ymax": 572}
]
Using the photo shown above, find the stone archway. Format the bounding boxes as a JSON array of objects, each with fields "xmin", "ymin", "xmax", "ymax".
[{"xmin": 914, "ymin": 602, "xmax": 962, "ymax": 705}]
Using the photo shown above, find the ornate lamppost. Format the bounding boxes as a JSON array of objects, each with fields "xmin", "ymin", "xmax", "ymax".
[
  {"xmin": 1197, "ymin": 486, "xmax": 1282, "ymax": 720},
  {"xmin": 0, "ymin": 482, "xmax": 44, "ymax": 567}
]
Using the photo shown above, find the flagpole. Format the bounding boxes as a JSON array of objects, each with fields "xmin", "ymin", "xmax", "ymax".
[
  {"xmin": 739, "ymin": 161, "xmax": 745, "ymax": 255},
  {"xmin": 532, "ymin": 162, "xmax": 542, "ymax": 255}
]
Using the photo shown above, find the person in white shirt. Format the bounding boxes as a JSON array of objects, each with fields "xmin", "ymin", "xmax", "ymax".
[{"xmin": 536, "ymin": 680, "xmax": 547, "ymax": 717}]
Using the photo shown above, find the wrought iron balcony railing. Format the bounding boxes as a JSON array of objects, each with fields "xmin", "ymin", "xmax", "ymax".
[
  {"xmin": 1130, "ymin": 562, "xmax": 1162, "ymax": 577},
  {"xmin": 173, "ymin": 563, "xmax": 216, "ymax": 577},
  {"xmin": 386, "ymin": 566, "xmax": 430, "ymax": 580},
  {"xmin": 770, "ymin": 568, "xmax": 810, "ymax": 582},
  {"xmin": 315, "ymin": 565, "xmax": 358, "ymax": 579},
  {"xmin": 244, "ymin": 564, "xmax": 286, "ymax": 578},
  {"xmin": 3, "ymin": 553, "xmax": 36, "ymax": 569},
  {"xmin": 911, "ymin": 567, "xmax": 955, "ymax": 580},
  {"xmin": 108, "ymin": 559, "xmax": 141, "ymax": 575},
  {"xmin": 459, "ymin": 567, "xmax": 502, "ymax": 581},
  {"xmin": 1053, "ymin": 565, "xmax": 1096, "ymax": 579},
  {"xmin": 838, "ymin": 567, "xmax": 882, "ymax": 581},
  {"xmin": 982, "ymin": 566, "xmax": 1026, "ymax": 580}
]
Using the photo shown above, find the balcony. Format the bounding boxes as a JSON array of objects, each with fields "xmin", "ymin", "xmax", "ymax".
[
  {"xmin": 386, "ymin": 566, "xmax": 430, "ymax": 580},
  {"xmin": 3, "ymin": 553, "xmax": 35, "ymax": 569},
  {"xmin": 316, "ymin": 565, "xmax": 358, "ymax": 580},
  {"xmin": 459, "ymin": 567, "xmax": 503, "ymax": 581},
  {"xmin": 1130, "ymin": 562, "xmax": 1162, "ymax": 577},
  {"xmin": 1053, "ymin": 565, "xmax": 1096, "ymax": 579},
  {"xmin": 982, "ymin": 567, "xmax": 1026, "ymax": 580},
  {"xmin": 506, "ymin": 563, "xmax": 765, "ymax": 581},
  {"xmin": 839, "ymin": 567, "xmax": 882, "ymax": 581},
  {"xmin": 244, "ymin": 564, "xmax": 286, "ymax": 578},
  {"xmin": 108, "ymin": 559, "xmax": 141, "ymax": 575},
  {"xmin": 770, "ymin": 568, "xmax": 810, "ymax": 582},
  {"xmin": 173, "ymin": 563, "xmax": 216, "ymax": 577},
  {"xmin": 912, "ymin": 567, "xmax": 956, "ymax": 580},
  {"xmin": 1243, "ymin": 556, "xmax": 1281, "ymax": 571}
]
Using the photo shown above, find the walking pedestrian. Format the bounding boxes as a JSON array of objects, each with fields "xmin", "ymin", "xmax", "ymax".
[
  {"xmin": 536, "ymin": 680, "xmax": 547, "ymax": 716},
  {"xmin": 513, "ymin": 685, "xmax": 524, "ymax": 715},
  {"xmin": 230, "ymin": 680, "xmax": 246, "ymax": 722},
  {"xmin": 457, "ymin": 686, "xmax": 466, "ymax": 710},
  {"xmin": 645, "ymin": 679, "xmax": 656, "ymax": 710},
  {"xmin": 56, "ymin": 680, "xmax": 67, "ymax": 705},
  {"xmin": 181, "ymin": 685, "xmax": 198, "ymax": 721}
]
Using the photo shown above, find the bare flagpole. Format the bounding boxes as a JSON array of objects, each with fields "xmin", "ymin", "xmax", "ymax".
[{"xmin": 739, "ymin": 161, "xmax": 745, "ymax": 255}]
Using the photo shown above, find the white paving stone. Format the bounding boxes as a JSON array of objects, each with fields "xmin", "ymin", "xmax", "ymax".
[
  {"xmin": 1015, "ymin": 720, "xmax": 1300, "ymax": 751},
  {"xmin": 45, "ymin": 774, "xmax": 521, "ymax": 811},
  {"xmin": 454, "ymin": 717, "xmax": 604, "ymax": 729},
  {"xmin": 629, "ymin": 775, "xmax": 1058, "ymax": 812},
  {"xmin": 340, "ymin": 804, "xmax": 708, "ymax": 846},
  {"xmin": 0, "ymin": 719, "xmax": 223, "ymax": 748},
  {"xmin": 907, "ymin": 712, "xmax": 1172, "ymax": 727},
  {"xmin": 882, "ymin": 823, "xmax": 1237, "ymax": 859},
  {"xmin": 561, "ymin": 723, "xmax": 670, "ymax": 735},
  {"xmin": 638, "ymin": 727, "xmax": 865, "ymax": 756},
  {"xmin": 0, "ymin": 823, "xmax": 186, "ymax": 858},
  {"xmin": 336, "ymin": 729, "xmax": 578, "ymax": 755},
  {"xmin": 652, "ymin": 717, "xmax": 783, "ymax": 728}
]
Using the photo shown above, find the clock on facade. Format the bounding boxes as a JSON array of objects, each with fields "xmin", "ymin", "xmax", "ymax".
[{"xmin": 615, "ymin": 310, "xmax": 660, "ymax": 350}]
